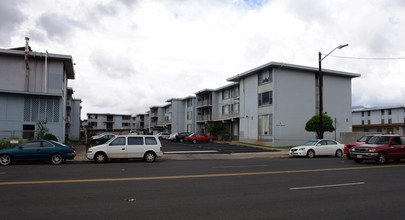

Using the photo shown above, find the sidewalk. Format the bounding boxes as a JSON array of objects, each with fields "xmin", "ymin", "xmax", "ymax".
[{"xmin": 73, "ymin": 144, "xmax": 290, "ymax": 162}]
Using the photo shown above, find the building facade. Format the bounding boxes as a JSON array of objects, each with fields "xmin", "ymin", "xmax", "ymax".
[
  {"xmin": 352, "ymin": 106, "xmax": 405, "ymax": 135},
  {"xmin": 87, "ymin": 113, "xmax": 132, "ymax": 132},
  {"xmin": 227, "ymin": 62, "xmax": 360, "ymax": 146},
  {"xmin": 0, "ymin": 40, "xmax": 79, "ymax": 143}
]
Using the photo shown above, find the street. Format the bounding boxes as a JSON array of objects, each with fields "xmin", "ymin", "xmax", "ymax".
[{"xmin": 1, "ymin": 157, "xmax": 405, "ymax": 219}]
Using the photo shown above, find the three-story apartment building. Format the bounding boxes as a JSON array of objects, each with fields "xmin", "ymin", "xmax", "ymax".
[
  {"xmin": 0, "ymin": 39, "xmax": 79, "ymax": 142},
  {"xmin": 352, "ymin": 106, "xmax": 405, "ymax": 134}
]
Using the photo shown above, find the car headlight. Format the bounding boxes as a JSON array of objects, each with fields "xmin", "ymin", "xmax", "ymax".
[
  {"xmin": 299, "ymin": 147, "xmax": 306, "ymax": 151},
  {"xmin": 351, "ymin": 148, "xmax": 355, "ymax": 152},
  {"xmin": 368, "ymin": 149, "xmax": 376, "ymax": 152}
]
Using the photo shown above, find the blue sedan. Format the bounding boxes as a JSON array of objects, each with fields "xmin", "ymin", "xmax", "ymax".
[{"xmin": 0, "ymin": 140, "xmax": 76, "ymax": 166}]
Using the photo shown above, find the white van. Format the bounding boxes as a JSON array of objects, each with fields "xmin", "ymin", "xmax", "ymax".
[{"xmin": 86, "ymin": 135, "xmax": 163, "ymax": 163}]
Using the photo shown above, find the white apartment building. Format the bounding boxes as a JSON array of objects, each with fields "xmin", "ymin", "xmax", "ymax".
[
  {"xmin": 166, "ymin": 96, "xmax": 196, "ymax": 134},
  {"xmin": 227, "ymin": 62, "xmax": 360, "ymax": 146},
  {"xmin": 352, "ymin": 106, "xmax": 405, "ymax": 134},
  {"xmin": 87, "ymin": 113, "xmax": 132, "ymax": 132},
  {"xmin": 0, "ymin": 39, "xmax": 80, "ymax": 142}
]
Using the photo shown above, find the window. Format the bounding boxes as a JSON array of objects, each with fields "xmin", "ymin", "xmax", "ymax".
[
  {"xmin": 24, "ymin": 96, "xmax": 60, "ymax": 122},
  {"xmin": 110, "ymin": 137, "xmax": 125, "ymax": 145},
  {"xmin": 381, "ymin": 110, "xmax": 384, "ymax": 115},
  {"xmin": 222, "ymin": 90, "xmax": 230, "ymax": 100},
  {"xmin": 232, "ymin": 103, "xmax": 239, "ymax": 114},
  {"xmin": 187, "ymin": 111, "xmax": 192, "ymax": 120},
  {"xmin": 361, "ymin": 112, "xmax": 364, "ymax": 117},
  {"xmin": 145, "ymin": 137, "xmax": 157, "ymax": 145},
  {"xmin": 259, "ymin": 70, "xmax": 271, "ymax": 84},
  {"xmin": 381, "ymin": 119, "xmax": 384, "ymax": 124},
  {"xmin": 388, "ymin": 109, "xmax": 392, "ymax": 115},
  {"xmin": 89, "ymin": 122, "xmax": 97, "ymax": 127},
  {"xmin": 222, "ymin": 105, "xmax": 230, "ymax": 115},
  {"xmin": 122, "ymin": 123, "xmax": 130, "ymax": 127},
  {"xmin": 258, "ymin": 114, "xmax": 272, "ymax": 136},
  {"xmin": 367, "ymin": 111, "xmax": 371, "ymax": 116},
  {"xmin": 21, "ymin": 141, "xmax": 42, "ymax": 149},
  {"xmin": 258, "ymin": 91, "xmax": 272, "ymax": 106},
  {"xmin": 128, "ymin": 137, "xmax": 143, "ymax": 145},
  {"xmin": 361, "ymin": 120, "xmax": 364, "ymax": 125},
  {"xmin": 122, "ymin": 116, "xmax": 131, "ymax": 120},
  {"xmin": 42, "ymin": 141, "xmax": 53, "ymax": 148},
  {"xmin": 232, "ymin": 87, "xmax": 239, "ymax": 98},
  {"xmin": 388, "ymin": 119, "xmax": 392, "ymax": 124}
]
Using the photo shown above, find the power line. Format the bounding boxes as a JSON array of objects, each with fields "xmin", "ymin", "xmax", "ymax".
[{"xmin": 329, "ymin": 55, "xmax": 405, "ymax": 60}]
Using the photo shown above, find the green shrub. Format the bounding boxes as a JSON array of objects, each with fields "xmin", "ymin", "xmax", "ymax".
[
  {"xmin": 0, "ymin": 139, "xmax": 28, "ymax": 149},
  {"xmin": 43, "ymin": 133, "xmax": 58, "ymax": 141}
]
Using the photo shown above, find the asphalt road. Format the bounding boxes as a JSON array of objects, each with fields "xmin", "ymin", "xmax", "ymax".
[{"xmin": 1, "ymin": 157, "xmax": 405, "ymax": 219}]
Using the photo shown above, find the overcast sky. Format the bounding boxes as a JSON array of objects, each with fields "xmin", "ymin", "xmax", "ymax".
[{"xmin": 1, "ymin": 0, "xmax": 404, "ymax": 119}]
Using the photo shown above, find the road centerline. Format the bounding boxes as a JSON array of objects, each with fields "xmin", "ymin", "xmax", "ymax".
[{"xmin": 1, "ymin": 164, "xmax": 405, "ymax": 186}]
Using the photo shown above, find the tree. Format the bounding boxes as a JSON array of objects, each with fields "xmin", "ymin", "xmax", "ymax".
[
  {"xmin": 36, "ymin": 119, "xmax": 50, "ymax": 140},
  {"xmin": 305, "ymin": 114, "xmax": 335, "ymax": 139},
  {"xmin": 205, "ymin": 123, "xmax": 228, "ymax": 140}
]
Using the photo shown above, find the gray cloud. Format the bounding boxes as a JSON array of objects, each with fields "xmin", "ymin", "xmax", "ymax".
[
  {"xmin": 0, "ymin": 0, "xmax": 26, "ymax": 45},
  {"xmin": 36, "ymin": 12, "xmax": 87, "ymax": 41}
]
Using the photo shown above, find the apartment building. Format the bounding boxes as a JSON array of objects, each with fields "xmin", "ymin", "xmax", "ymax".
[
  {"xmin": 149, "ymin": 105, "xmax": 169, "ymax": 134},
  {"xmin": 87, "ymin": 113, "xmax": 132, "ymax": 132},
  {"xmin": 0, "ymin": 39, "xmax": 79, "ymax": 142},
  {"xmin": 227, "ymin": 62, "xmax": 360, "ymax": 146},
  {"xmin": 352, "ymin": 106, "xmax": 405, "ymax": 134},
  {"xmin": 66, "ymin": 88, "xmax": 82, "ymax": 140},
  {"xmin": 167, "ymin": 96, "xmax": 196, "ymax": 133},
  {"xmin": 133, "ymin": 113, "xmax": 149, "ymax": 134},
  {"xmin": 195, "ymin": 83, "xmax": 240, "ymax": 140}
]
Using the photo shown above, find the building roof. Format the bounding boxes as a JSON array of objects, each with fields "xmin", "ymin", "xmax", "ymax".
[
  {"xmin": 352, "ymin": 106, "xmax": 405, "ymax": 112},
  {"xmin": 227, "ymin": 61, "xmax": 361, "ymax": 82},
  {"xmin": 195, "ymin": 82, "xmax": 239, "ymax": 95},
  {"xmin": 0, "ymin": 48, "xmax": 75, "ymax": 80}
]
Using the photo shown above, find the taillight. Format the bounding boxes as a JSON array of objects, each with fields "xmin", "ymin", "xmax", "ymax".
[{"xmin": 69, "ymin": 147, "xmax": 74, "ymax": 152}]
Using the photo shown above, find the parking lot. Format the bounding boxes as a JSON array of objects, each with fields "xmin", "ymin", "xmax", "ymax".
[{"xmin": 161, "ymin": 139, "xmax": 277, "ymax": 154}]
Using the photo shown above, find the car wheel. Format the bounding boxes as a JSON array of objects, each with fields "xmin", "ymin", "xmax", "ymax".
[
  {"xmin": 192, "ymin": 139, "xmax": 197, "ymax": 144},
  {"xmin": 94, "ymin": 152, "xmax": 107, "ymax": 163},
  {"xmin": 354, "ymin": 158, "xmax": 363, "ymax": 163},
  {"xmin": 179, "ymin": 138, "xmax": 184, "ymax": 143},
  {"xmin": 335, "ymin": 149, "xmax": 343, "ymax": 157},
  {"xmin": 376, "ymin": 153, "xmax": 388, "ymax": 165},
  {"xmin": 51, "ymin": 153, "xmax": 63, "ymax": 165},
  {"xmin": 306, "ymin": 150, "xmax": 315, "ymax": 158},
  {"xmin": 208, "ymin": 139, "xmax": 213, "ymax": 143},
  {"xmin": 0, "ymin": 154, "xmax": 12, "ymax": 166},
  {"xmin": 144, "ymin": 152, "xmax": 156, "ymax": 162},
  {"xmin": 346, "ymin": 154, "xmax": 352, "ymax": 159}
]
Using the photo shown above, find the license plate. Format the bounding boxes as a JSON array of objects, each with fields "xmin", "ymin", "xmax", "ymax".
[{"xmin": 357, "ymin": 155, "xmax": 363, "ymax": 158}]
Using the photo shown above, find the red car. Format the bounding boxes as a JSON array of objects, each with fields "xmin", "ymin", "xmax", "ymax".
[
  {"xmin": 344, "ymin": 135, "xmax": 378, "ymax": 159},
  {"xmin": 185, "ymin": 133, "xmax": 215, "ymax": 144}
]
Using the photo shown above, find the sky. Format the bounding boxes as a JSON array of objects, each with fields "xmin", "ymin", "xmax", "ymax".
[{"xmin": 1, "ymin": 0, "xmax": 405, "ymax": 119}]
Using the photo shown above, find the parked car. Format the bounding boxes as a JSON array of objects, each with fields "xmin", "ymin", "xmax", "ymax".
[
  {"xmin": 186, "ymin": 133, "xmax": 215, "ymax": 143},
  {"xmin": 129, "ymin": 130, "xmax": 138, "ymax": 135},
  {"xmin": 86, "ymin": 135, "xmax": 163, "ymax": 163},
  {"xmin": 0, "ymin": 140, "xmax": 76, "ymax": 166},
  {"xmin": 157, "ymin": 132, "xmax": 170, "ymax": 140},
  {"xmin": 289, "ymin": 139, "xmax": 344, "ymax": 158},
  {"xmin": 350, "ymin": 135, "xmax": 405, "ymax": 164},
  {"xmin": 169, "ymin": 132, "xmax": 193, "ymax": 142},
  {"xmin": 344, "ymin": 134, "xmax": 378, "ymax": 159},
  {"xmin": 90, "ymin": 133, "xmax": 115, "ymax": 145}
]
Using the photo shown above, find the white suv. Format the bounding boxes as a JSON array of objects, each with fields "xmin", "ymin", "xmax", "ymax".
[{"xmin": 86, "ymin": 135, "xmax": 163, "ymax": 163}]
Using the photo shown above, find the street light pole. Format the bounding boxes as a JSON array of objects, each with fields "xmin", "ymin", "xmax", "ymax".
[{"xmin": 318, "ymin": 44, "xmax": 348, "ymax": 139}]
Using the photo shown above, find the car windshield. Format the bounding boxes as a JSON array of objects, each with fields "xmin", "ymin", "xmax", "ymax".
[
  {"xmin": 303, "ymin": 141, "xmax": 318, "ymax": 146},
  {"xmin": 367, "ymin": 136, "xmax": 391, "ymax": 144},
  {"xmin": 357, "ymin": 136, "xmax": 369, "ymax": 142}
]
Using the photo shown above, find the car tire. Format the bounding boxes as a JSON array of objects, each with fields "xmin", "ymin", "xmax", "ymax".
[
  {"xmin": 354, "ymin": 158, "xmax": 363, "ymax": 163},
  {"xmin": 376, "ymin": 153, "xmax": 388, "ymax": 165},
  {"xmin": 192, "ymin": 139, "xmax": 197, "ymax": 144},
  {"xmin": 0, "ymin": 154, "xmax": 12, "ymax": 166},
  {"xmin": 94, "ymin": 152, "xmax": 107, "ymax": 163},
  {"xmin": 306, "ymin": 150, "xmax": 315, "ymax": 158},
  {"xmin": 335, "ymin": 149, "xmax": 343, "ymax": 157},
  {"xmin": 346, "ymin": 154, "xmax": 352, "ymax": 160},
  {"xmin": 51, "ymin": 153, "xmax": 63, "ymax": 165},
  {"xmin": 144, "ymin": 151, "xmax": 156, "ymax": 162},
  {"xmin": 179, "ymin": 138, "xmax": 184, "ymax": 143},
  {"xmin": 208, "ymin": 139, "xmax": 213, "ymax": 143}
]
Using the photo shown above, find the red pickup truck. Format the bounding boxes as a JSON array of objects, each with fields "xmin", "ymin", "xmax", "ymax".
[{"xmin": 350, "ymin": 135, "xmax": 405, "ymax": 164}]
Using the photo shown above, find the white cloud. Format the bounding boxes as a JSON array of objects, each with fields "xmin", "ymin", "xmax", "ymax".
[{"xmin": 2, "ymin": 0, "xmax": 405, "ymax": 119}]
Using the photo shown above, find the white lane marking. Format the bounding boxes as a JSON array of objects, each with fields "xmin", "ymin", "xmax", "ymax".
[
  {"xmin": 290, "ymin": 182, "xmax": 365, "ymax": 190},
  {"xmin": 164, "ymin": 150, "xmax": 218, "ymax": 154},
  {"xmin": 212, "ymin": 165, "xmax": 268, "ymax": 169}
]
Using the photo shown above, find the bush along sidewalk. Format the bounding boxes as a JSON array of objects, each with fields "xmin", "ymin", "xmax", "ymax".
[{"xmin": 0, "ymin": 139, "xmax": 28, "ymax": 150}]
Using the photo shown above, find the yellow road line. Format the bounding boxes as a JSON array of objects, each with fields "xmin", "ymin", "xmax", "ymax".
[{"xmin": 1, "ymin": 164, "xmax": 405, "ymax": 186}]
